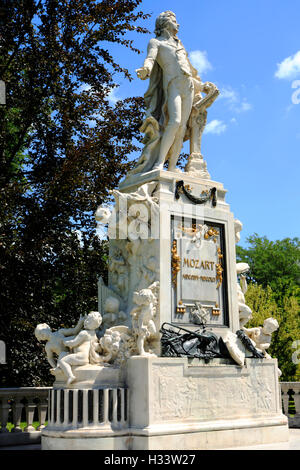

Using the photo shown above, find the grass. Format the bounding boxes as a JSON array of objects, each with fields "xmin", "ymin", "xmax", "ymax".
[{"xmin": 2, "ymin": 421, "xmax": 48, "ymax": 432}]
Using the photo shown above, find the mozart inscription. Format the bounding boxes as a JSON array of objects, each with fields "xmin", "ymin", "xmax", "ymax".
[{"xmin": 171, "ymin": 217, "xmax": 228, "ymax": 327}]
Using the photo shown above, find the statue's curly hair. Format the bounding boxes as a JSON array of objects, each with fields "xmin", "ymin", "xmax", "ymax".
[{"xmin": 154, "ymin": 11, "xmax": 176, "ymax": 37}]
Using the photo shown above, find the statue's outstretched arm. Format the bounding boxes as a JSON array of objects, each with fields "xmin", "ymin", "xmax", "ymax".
[
  {"xmin": 136, "ymin": 38, "xmax": 158, "ymax": 80},
  {"xmin": 59, "ymin": 315, "xmax": 85, "ymax": 337}
]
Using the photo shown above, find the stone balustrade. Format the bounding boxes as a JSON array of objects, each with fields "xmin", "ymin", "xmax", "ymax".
[
  {"xmin": 281, "ymin": 382, "xmax": 300, "ymax": 428},
  {"xmin": 48, "ymin": 387, "xmax": 128, "ymax": 430},
  {"xmin": 0, "ymin": 381, "xmax": 299, "ymax": 448},
  {"xmin": 0, "ymin": 387, "xmax": 51, "ymax": 446}
]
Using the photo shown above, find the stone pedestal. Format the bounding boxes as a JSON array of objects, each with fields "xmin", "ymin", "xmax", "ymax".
[
  {"xmin": 42, "ymin": 169, "xmax": 289, "ymax": 450},
  {"xmin": 42, "ymin": 357, "xmax": 288, "ymax": 450},
  {"xmin": 42, "ymin": 366, "xmax": 128, "ymax": 450},
  {"xmin": 99, "ymin": 169, "xmax": 240, "ymax": 354},
  {"xmin": 127, "ymin": 357, "xmax": 288, "ymax": 449},
  {"xmin": 185, "ymin": 152, "xmax": 211, "ymax": 179}
]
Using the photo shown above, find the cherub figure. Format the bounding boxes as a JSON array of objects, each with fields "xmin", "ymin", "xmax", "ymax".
[
  {"xmin": 242, "ymin": 317, "xmax": 279, "ymax": 358},
  {"xmin": 130, "ymin": 282, "xmax": 159, "ymax": 356},
  {"xmin": 34, "ymin": 316, "xmax": 85, "ymax": 370},
  {"xmin": 58, "ymin": 311, "xmax": 103, "ymax": 385}
]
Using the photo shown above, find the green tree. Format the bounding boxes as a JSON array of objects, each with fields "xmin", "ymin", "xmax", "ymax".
[
  {"xmin": 0, "ymin": 0, "xmax": 149, "ymax": 386},
  {"xmin": 236, "ymin": 235, "xmax": 300, "ymax": 302}
]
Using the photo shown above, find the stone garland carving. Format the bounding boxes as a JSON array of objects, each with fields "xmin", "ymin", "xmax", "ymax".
[
  {"xmin": 177, "ymin": 223, "xmax": 218, "ymax": 246},
  {"xmin": 100, "ymin": 325, "xmax": 137, "ymax": 366},
  {"xmin": 175, "ymin": 180, "xmax": 217, "ymax": 206}
]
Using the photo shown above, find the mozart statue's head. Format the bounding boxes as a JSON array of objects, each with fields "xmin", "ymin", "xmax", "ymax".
[{"xmin": 154, "ymin": 11, "xmax": 179, "ymax": 37}]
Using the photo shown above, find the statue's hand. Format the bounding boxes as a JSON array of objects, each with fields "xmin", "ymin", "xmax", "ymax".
[
  {"xmin": 79, "ymin": 314, "xmax": 87, "ymax": 324},
  {"xmin": 136, "ymin": 67, "xmax": 150, "ymax": 80},
  {"xmin": 202, "ymin": 82, "xmax": 213, "ymax": 94}
]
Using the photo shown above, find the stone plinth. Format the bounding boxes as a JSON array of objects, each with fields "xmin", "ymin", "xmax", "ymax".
[
  {"xmin": 126, "ymin": 356, "xmax": 288, "ymax": 450},
  {"xmin": 42, "ymin": 366, "xmax": 128, "ymax": 450},
  {"xmin": 42, "ymin": 357, "xmax": 288, "ymax": 450},
  {"xmin": 100, "ymin": 169, "xmax": 240, "ymax": 357},
  {"xmin": 51, "ymin": 364, "xmax": 124, "ymax": 389}
]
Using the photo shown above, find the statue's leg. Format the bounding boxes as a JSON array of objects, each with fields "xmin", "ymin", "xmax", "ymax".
[
  {"xmin": 168, "ymin": 84, "xmax": 194, "ymax": 171},
  {"xmin": 153, "ymin": 82, "xmax": 181, "ymax": 170},
  {"xmin": 58, "ymin": 354, "xmax": 86, "ymax": 385}
]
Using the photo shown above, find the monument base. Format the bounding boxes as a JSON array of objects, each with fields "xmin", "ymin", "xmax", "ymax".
[{"xmin": 42, "ymin": 357, "xmax": 289, "ymax": 450}]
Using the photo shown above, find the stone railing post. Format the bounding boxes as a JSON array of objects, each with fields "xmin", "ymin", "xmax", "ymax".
[
  {"xmin": 292, "ymin": 384, "xmax": 300, "ymax": 416},
  {"xmin": 12, "ymin": 398, "xmax": 24, "ymax": 433},
  {"xmin": 280, "ymin": 382, "xmax": 300, "ymax": 428},
  {"xmin": 37, "ymin": 397, "xmax": 48, "ymax": 431},
  {"xmin": 281, "ymin": 383, "xmax": 290, "ymax": 415},
  {"xmin": 24, "ymin": 399, "xmax": 37, "ymax": 432},
  {"xmin": 0, "ymin": 387, "xmax": 51, "ymax": 446},
  {"xmin": 0, "ymin": 398, "xmax": 10, "ymax": 433}
]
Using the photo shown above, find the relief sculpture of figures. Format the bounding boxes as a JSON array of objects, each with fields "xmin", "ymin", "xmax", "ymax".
[{"xmin": 126, "ymin": 10, "xmax": 218, "ymax": 179}]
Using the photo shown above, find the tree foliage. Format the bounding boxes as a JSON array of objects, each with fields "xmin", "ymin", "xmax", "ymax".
[
  {"xmin": 236, "ymin": 234, "xmax": 300, "ymax": 301},
  {"xmin": 0, "ymin": 0, "xmax": 149, "ymax": 386}
]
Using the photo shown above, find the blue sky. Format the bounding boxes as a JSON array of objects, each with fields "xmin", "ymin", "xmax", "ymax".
[{"xmin": 107, "ymin": 0, "xmax": 300, "ymax": 246}]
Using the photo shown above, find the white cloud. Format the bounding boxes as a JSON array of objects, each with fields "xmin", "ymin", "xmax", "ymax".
[
  {"xmin": 77, "ymin": 84, "xmax": 120, "ymax": 104},
  {"xmin": 204, "ymin": 119, "xmax": 227, "ymax": 135},
  {"xmin": 219, "ymin": 86, "xmax": 252, "ymax": 113},
  {"xmin": 189, "ymin": 50, "xmax": 212, "ymax": 75},
  {"xmin": 77, "ymin": 83, "xmax": 92, "ymax": 93},
  {"xmin": 275, "ymin": 51, "xmax": 300, "ymax": 80},
  {"xmin": 219, "ymin": 86, "xmax": 238, "ymax": 104},
  {"xmin": 238, "ymin": 100, "xmax": 252, "ymax": 112},
  {"xmin": 108, "ymin": 87, "xmax": 120, "ymax": 104}
]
